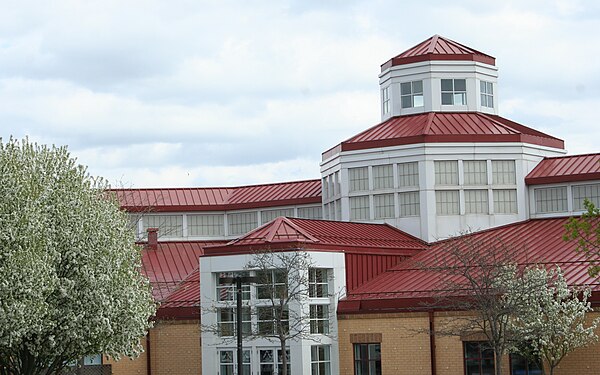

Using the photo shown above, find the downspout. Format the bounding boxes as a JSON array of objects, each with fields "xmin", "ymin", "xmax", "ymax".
[
  {"xmin": 429, "ymin": 311, "xmax": 437, "ymax": 375},
  {"xmin": 146, "ymin": 332, "xmax": 152, "ymax": 375}
]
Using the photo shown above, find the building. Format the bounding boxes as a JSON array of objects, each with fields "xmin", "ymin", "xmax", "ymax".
[{"xmin": 109, "ymin": 35, "xmax": 600, "ymax": 375}]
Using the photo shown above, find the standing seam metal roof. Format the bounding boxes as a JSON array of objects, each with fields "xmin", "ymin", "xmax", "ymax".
[{"xmin": 525, "ymin": 153, "xmax": 600, "ymax": 185}]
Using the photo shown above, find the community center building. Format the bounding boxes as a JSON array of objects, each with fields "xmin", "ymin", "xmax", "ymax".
[{"xmin": 100, "ymin": 35, "xmax": 600, "ymax": 375}]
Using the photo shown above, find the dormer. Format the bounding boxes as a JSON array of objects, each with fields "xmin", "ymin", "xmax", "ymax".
[{"xmin": 379, "ymin": 35, "xmax": 499, "ymax": 121}]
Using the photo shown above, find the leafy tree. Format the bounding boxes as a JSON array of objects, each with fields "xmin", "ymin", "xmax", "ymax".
[
  {"xmin": 564, "ymin": 199, "xmax": 600, "ymax": 276},
  {"xmin": 502, "ymin": 266, "xmax": 599, "ymax": 375},
  {"xmin": 0, "ymin": 138, "xmax": 156, "ymax": 375},
  {"xmin": 420, "ymin": 234, "xmax": 523, "ymax": 375}
]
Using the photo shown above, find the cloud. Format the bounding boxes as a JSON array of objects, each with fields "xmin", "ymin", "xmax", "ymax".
[{"xmin": 0, "ymin": 0, "xmax": 599, "ymax": 187}]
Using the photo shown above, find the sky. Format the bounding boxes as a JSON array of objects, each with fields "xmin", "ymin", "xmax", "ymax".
[{"xmin": 1, "ymin": 0, "xmax": 599, "ymax": 188}]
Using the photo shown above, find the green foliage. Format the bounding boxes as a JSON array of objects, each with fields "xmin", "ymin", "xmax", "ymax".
[
  {"xmin": 564, "ymin": 199, "xmax": 600, "ymax": 276},
  {"xmin": 0, "ymin": 138, "xmax": 156, "ymax": 375}
]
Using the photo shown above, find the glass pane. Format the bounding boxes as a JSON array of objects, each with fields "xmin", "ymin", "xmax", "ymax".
[
  {"xmin": 465, "ymin": 342, "xmax": 480, "ymax": 358},
  {"xmin": 455, "ymin": 79, "xmax": 466, "ymax": 91},
  {"xmin": 220, "ymin": 350, "xmax": 234, "ymax": 363},
  {"xmin": 369, "ymin": 344, "xmax": 381, "ymax": 360},
  {"xmin": 441, "ymin": 79, "xmax": 453, "ymax": 91},
  {"xmin": 413, "ymin": 94, "xmax": 424, "ymax": 107},
  {"xmin": 401, "ymin": 82, "xmax": 412, "ymax": 95},
  {"xmin": 454, "ymin": 93, "xmax": 466, "ymax": 105},
  {"xmin": 465, "ymin": 360, "xmax": 480, "ymax": 375},
  {"xmin": 441, "ymin": 92, "xmax": 453, "ymax": 105},
  {"xmin": 401, "ymin": 95, "xmax": 412, "ymax": 108},
  {"xmin": 413, "ymin": 80, "xmax": 423, "ymax": 93}
]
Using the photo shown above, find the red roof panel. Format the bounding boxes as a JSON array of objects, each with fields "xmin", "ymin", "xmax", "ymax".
[
  {"xmin": 114, "ymin": 179, "xmax": 322, "ymax": 212},
  {"xmin": 141, "ymin": 241, "xmax": 224, "ymax": 303},
  {"xmin": 204, "ymin": 217, "xmax": 426, "ymax": 255},
  {"xmin": 323, "ymin": 112, "xmax": 564, "ymax": 159},
  {"xmin": 339, "ymin": 218, "xmax": 600, "ymax": 313},
  {"xmin": 381, "ymin": 35, "xmax": 496, "ymax": 71},
  {"xmin": 525, "ymin": 153, "xmax": 600, "ymax": 185}
]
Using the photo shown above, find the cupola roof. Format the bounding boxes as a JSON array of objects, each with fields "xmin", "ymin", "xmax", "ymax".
[{"xmin": 381, "ymin": 34, "xmax": 496, "ymax": 72}]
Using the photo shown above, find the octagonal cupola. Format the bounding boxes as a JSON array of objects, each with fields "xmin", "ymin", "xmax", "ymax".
[{"xmin": 379, "ymin": 35, "xmax": 499, "ymax": 121}]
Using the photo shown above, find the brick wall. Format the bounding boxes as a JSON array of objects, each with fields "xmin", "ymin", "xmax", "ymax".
[
  {"xmin": 338, "ymin": 311, "xmax": 600, "ymax": 375},
  {"xmin": 107, "ymin": 319, "xmax": 201, "ymax": 375}
]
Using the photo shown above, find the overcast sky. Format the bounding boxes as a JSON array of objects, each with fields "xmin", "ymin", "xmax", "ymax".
[{"xmin": 1, "ymin": 0, "xmax": 599, "ymax": 188}]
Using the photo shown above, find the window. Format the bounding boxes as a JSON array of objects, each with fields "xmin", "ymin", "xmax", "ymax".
[
  {"xmin": 323, "ymin": 176, "xmax": 329, "ymax": 198},
  {"xmin": 481, "ymin": 81, "xmax": 494, "ymax": 108},
  {"xmin": 216, "ymin": 272, "xmax": 251, "ymax": 301},
  {"xmin": 82, "ymin": 355, "xmax": 102, "ymax": 366},
  {"xmin": 435, "ymin": 161, "xmax": 459, "ymax": 185},
  {"xmin": 399, "ymin": 191, "xmax": 420, "ymax": 216},
  {"xmin": 143, "ymin": 214, "xmax": 183, "ymax": 238},
  {"xmin": 464, "ymin": 342, "xmax": 494, "ymax": 375},
  {"xmin": 401, "ymin": 80, "xmax": 424, "ymax": 108},
  {"xmin": 374, "ymin": 194, "xmax": 394, "ymax": 219},
  {"xmin": 465, "ymin": 190, "xmax": 489, "ymax": 214},
  {"xmin": 228, "ymin": 212, "xmax": 258, "ymax": 236},
  {"xmin": 494, "ymin": 189, "xmax": 518, "ymax": 214},
  {"xmin": 309, "ymin": 268, "xmax": 329, "ymax": 298},
  {"xmin": 218, "ymin": 307, "xmax": 251, "ymax": 336},
  {"xmin": 220, "ymin": 349, "xmax": 251, "ymax": 375},
  {"xmin": 354, "ymin": 343, "xmax": 381, "ymax": 375},
  {"xmin": 310, "ymin": 305, "xmax": 329, "ymax": 334},
  {"xmin": 349, "ymin": 167, "xmax": 369, "ymax": 191},
  {"xmin": 257, "ymin": 307, "xmax": 289, "ymax": 335},
  {"xmin": 334, "ymin": 171, "xmax": 340, "ymax": 195},
  {"xmin": 311, "ymin": 345, "xmax": 332, "ymax": 375},
  {"xmin": 441, "ymin": 78, "xmax": 467, "ymax": 105},
  {"xmin": 261, "ymin": 208, "xmax": 294, "ymax": 224},
  {"xmin": 492, "ymin": 160, "xmax": 516, "ymax": 185},
  {"xmin": 297, "ymin": 206, "xmax": 322, "ymax": 219},
  {"xmin": 256, "ymin": 270, "xmax": 287, "ymax": 300},
  {"xmin": 398, "ymin": 162, "xmax": 419, "ymax": 188},
  {"xmin": 382, "ymin": 86, "xmax": 390, "ymax": 114},
  {"xmin": 350, "ymin": 196, "xmax": 370, "ymax": 221},
  {"xmin": 335, "ymin": 199, "xmax": 342, "ymax": 220},
  {"xmin": 572, "ymin": 184, "xmax": 600, "ymax": 211},
  {"xmin": 535, "ymin": 187, "xmax": 567, "ymax": 213},
  {"xmin": 372, "ymin": 164, "xmax": 393, "ymax": 190},
  {"xmin": 436, "ymin": 190, "xmax": 460, "ymax": 215},
  {"xmin": 188, "ymin": 214, "xmax": 224, "ymax": 237},
  {"xmin": 510, "ymin": 353, "xmax": 542, "ymax": 375},
  {"xmin": 259, "ymin": 349, "xmax": 290, "ymax": 375},
  {"xmin": 464, "ymin": 161, "xmax": 488, "ymax": 185}
]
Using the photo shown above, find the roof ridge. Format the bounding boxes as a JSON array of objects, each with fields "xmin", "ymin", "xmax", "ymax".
[
  {"xmin": 112, "ymin": 178, "xmax": 321, "ymax": 192},
  {"xmin": 540, "ymin": 152, "xmax": 600, "ymax": 160},
  {"xmin": 265, "ymin": 217, "xmax": 319, "ymax": 243},
  {"xmin": 428, "ymin": 35, "xmax": 439, "ymax": 54}
]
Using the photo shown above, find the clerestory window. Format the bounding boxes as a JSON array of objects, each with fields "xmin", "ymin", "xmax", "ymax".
[{"xmin": 441, "ymin": 79, "xmax": 467, "ymax": 105}]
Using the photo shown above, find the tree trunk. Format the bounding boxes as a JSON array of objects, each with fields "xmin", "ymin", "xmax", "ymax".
[
  {"xmin": 495, "ymin": 351, "xmax": 503, "ymax": 375},
  {"xmin": 280, "ymin": 338, "xmax": 287, "ymax": 375}
]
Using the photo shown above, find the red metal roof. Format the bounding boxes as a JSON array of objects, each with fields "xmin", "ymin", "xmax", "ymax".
[
  {"xmin": 204, "ymin": 217, "xmax": 426, "ymax": 256},
  {"xmin": 381, "ymin": 35, "xmax": 495, "ymax": 71},
  {"xmin": 338, "ymin": 218, "xmax": 600, "ymax": 313},
  {"xmin": 322, "ymin": 112, "xmax": 564, "ymax": 160},
  {"xmin": 114, "ymin": 179, "xmax": 322, "ymax": 212},
  {"xmin": 141, "ymin": 241, "xmax": 224, "ymax": 304},
  {"xmin": 525, "ymin": 153, "xmax": 600, "ymax": 185}
]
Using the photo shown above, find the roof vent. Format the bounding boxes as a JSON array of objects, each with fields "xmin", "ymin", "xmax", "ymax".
[{"xmin": 147, "ymin": 227, "xmax": 159, "ymax": 250}]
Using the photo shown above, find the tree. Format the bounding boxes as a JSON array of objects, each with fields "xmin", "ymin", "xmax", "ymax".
[
  {"xmin": 203, "ymin": 249, "xmax": 332, "ymax": 375},
  {"xmin": 502, "ymin": 266, "xmax": 600, "ymax": 375},
  {"xmin": 0, "ymin": 138, "xmax": 156, "ymax": 375},
  {"xmin": 420, "ymin": 234, "xmax": 524, "ymax": 375},
  {"xmin": 564, "ymin": 199, "xmax": 600, "ymax": 276}
]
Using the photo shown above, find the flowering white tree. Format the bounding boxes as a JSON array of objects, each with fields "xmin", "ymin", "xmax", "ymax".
[
  {"xmin": 0, "ymin": 138, "xmax": 156, "ymax": 375},
  {"xmin": 502, "ymin": 266, "xmax": 600, "ymax": 375}
]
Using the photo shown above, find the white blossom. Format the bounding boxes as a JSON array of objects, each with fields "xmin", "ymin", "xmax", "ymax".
[{"xmin": 0, "ymin": 138, "xmax": 156, "ymax": 374}]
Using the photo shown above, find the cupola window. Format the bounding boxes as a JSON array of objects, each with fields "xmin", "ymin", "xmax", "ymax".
[
  {"xmin": 441, "ymin": 79, "xmax": 467, "ymax": 105},
  {"xmin": 400, "ymin": 80, "xmax": 424, "ymax": 108},
  {"xmin": 480, "ymin": 81, "xmax": 494, "ymax": 108},
  {"xmin": 382, "ymin": 86, "xmax": 390, "ymax": 114}
]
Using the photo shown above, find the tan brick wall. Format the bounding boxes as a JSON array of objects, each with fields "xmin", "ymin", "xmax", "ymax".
[
  {"xmin": 107, "ymin": 319, "xmax": 202, "ymax": 375},
  {"xmin": 339, "ymin": 311, "xmax": 600, "ymax": 375}
]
